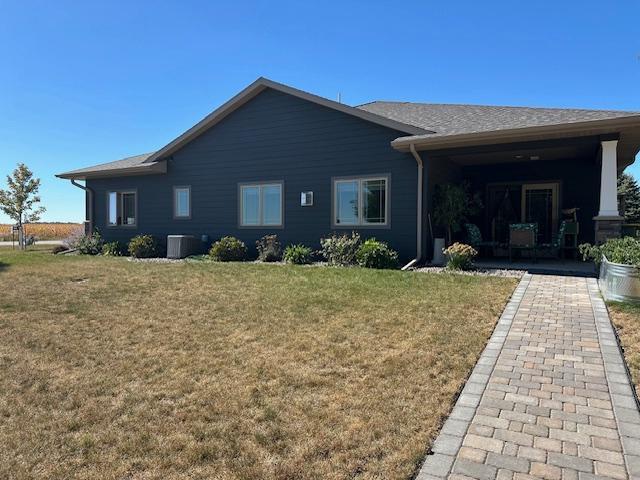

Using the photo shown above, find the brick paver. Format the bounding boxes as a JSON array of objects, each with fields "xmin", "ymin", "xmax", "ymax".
[{"xmin": 418, "ymin": 274, "xmax": 640, "ymax": 480}]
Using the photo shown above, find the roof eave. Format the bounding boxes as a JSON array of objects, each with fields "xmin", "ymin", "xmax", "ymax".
[
  {"xmin": 56, "ymin": 161, "xmax": 167, "ymax": 180},
  {"xmin": 144, "ymin": 77, "xmax": 431, "ymax": 163},
  {"xmin": 391, "ymin": 115, "xmax": 640, "ymax": 152}
]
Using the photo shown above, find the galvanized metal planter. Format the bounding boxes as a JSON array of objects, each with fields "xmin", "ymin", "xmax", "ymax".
[{"xmin": 599, "ymin": 255, "xmax": 640, "ymax": 303}]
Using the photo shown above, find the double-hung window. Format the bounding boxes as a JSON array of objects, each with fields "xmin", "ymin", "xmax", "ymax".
[
  {"xmin": 174, "ymin": 186, "xmax": 191, "ymax": 219},
  {"xmin": 240, "ymin": 182, "xmax": 283, "ymax": 227},
  {"xmin": 107, "ymin": 191, "xmax": 137, "ymax": 227},
  {"xmin": 333, "ymin": 176, "xmax": 388, "ymax": 226}
]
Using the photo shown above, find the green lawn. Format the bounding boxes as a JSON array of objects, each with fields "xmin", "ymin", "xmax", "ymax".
[{"xmin": 0, "ymin": 248, "xmax": 517, "ymax": 479}]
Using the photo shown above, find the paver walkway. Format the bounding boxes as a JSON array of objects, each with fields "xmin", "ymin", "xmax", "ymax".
[{"xmin": 419, "ymin": 274, "xmax": 640, "ymax": 480}]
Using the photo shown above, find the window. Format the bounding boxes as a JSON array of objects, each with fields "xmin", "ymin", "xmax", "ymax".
[
  {"xmin": 107, "ymin": 191, "xmax": 137, "ymax": 227},
  {"xmin": 174, "ymin": 186, "xmax": 191, "ymax": 219},
  {"xmin": 334, "ymin": 177, "xmax": 388, "ymax": 226},
  {"xmin": 240, "ymin": 183, "xmax": 283, "ymax": 227}
]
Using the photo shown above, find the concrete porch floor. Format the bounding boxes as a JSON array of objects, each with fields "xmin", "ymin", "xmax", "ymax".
[{"xmin": 474, "ymin": 258, "xmax": 597, "ymax": 277}]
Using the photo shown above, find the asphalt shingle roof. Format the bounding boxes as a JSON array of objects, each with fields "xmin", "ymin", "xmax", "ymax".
[
  {"xmin": 58, "ymin": 89, "xmax": 640, "ymax": 178},
  {"xmin": 57, "ymin": 152, "xmax": 155, "ymax": 178},
  {"xmin": 357, "ymin": 102, "xmax": 640, "ymax": 138}
]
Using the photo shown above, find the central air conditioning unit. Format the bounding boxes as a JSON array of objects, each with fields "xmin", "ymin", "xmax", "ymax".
[{"xmin": 167, "ymin": 235, "xmax": 200, "ymax": 259}]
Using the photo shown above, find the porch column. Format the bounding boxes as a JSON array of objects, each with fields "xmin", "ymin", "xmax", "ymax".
[
  {"xmin": 593, "ymin": 139, "xmax": 623, "ymax": 243},
  {"xmin": 598, "ymin": 139, "xmax": 620, "ymax": 217}
]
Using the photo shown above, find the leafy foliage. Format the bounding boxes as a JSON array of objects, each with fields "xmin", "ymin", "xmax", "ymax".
[
  {"xmin": 619, "ymin": 173, "xmax": 640, "ymax": 223},
  {"xmin": 579, "ymin": 237, "xmax": 640, "ymax": 267},
  {"xmin": 102, "ymin": 241, "xmax": 125, "ymax": 257},
  {"xmin": 128, "ymin": 235, "xmax": 159, "ymax": 259},
  {"xmin": 209, "ymin": 236, "xmax": 248, "ymax": 262},
  {"xmin": 283, "ymin": 244, "xmax": 314, "ymax": 265},
  {"xmin": 0, "ymin": 163, "xmax": 46, "ymax": 249},
  {"xmin": 355, "ymin": 238, "xmax": 399, "ymax": 269},
  {"xmin": 432, "ymin": 182, "xmax": 482, "ymax": 244},
  {"xmin": 77, "ymin": 231, "xmax": 104, "ymax": 255},
  {"xmin": 256, "ymin": 234, "xmax": 282, "ymax": 262},
  {"xmin": 320, "ymin": 232, "xmax": 361, "ymax": 266},
  {"xmin": 443, "ymin": 242, "xmax": 478, "ymax": 270}
]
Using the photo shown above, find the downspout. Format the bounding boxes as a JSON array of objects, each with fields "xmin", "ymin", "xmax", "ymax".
[
  {"xmin": 401, "ymin": 143, "xmax": 424, "ymax": 270},
  {"xmin": 70, "ymin": 179, "xmax": 94, "ymax": 235}
]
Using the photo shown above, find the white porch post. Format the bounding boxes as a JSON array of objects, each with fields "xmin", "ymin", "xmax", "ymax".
[
  {"xmin": 597, "ymin": 139, "xmax": 620, "ymax": 217},
  {"xmin": 593, "ymin": 138, "xmax": 623, "ymax": 243}
]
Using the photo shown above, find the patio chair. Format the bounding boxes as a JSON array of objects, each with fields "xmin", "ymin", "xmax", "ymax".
[
  {"xmin": 464, "ymin": 223, "xmax": 498, "ymax": 256},
  {"xmin": 509, "ymin": 223, "xmax": 538, "ymax": 262}
]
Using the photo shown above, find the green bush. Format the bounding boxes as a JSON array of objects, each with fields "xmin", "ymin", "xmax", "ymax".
[
  {"xmin": 355, "ymin": 238, "xmax": 399, "ymax": 269},
  {"xmin": 283, "ymin": 244, "xmax": 313, "ymax": 265},
  {"xmin": 209, "ymin": 236, "xmax": 248, "ymax": 262},
  {"xmin": 443, "ymin": 242, "xmax": 478, "ymax": 270},
  {"xmin": 320, "ymin": 232, "xmax": 361, "ymax": 266},
  {"xmin": 102, "ymin": 241, "xmax": 125, "ymax": 257},
  {"xmin": 256, "ymin": 234, "xmax": 282, "ymax": 262},
  {"xmin": 77, "ymin": 231, "xmax": 104, "ymax": 255},
  {"xmin": 579, "ymin": 237, "xmax": 640, "ymax": 267},
  {"xmin": 128, "ymin": 235, "xmax": 159, "ymax": 258}
]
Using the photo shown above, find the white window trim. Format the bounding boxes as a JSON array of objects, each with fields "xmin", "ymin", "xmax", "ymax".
[
  {"xmin": 238, "ymin": 181, "xmax": 284, "ymax": 228},
  {"xmin": 173, "ymin": 186, "xmax": 191, "ymax": 219},
  {"xmin": 106, "ymin": 190, "xmax": 137, "ymax": 228},
  {"xmin": 332, "ymin": 175, "xmax": 390, "ymax": 228}
]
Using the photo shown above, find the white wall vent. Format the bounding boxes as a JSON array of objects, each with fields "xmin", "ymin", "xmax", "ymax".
[{"xmin": 300, "ymin": 191, "xmax": 313, "ymax": 206}]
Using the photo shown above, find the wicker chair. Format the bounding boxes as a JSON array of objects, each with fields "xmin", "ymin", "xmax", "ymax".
[{"xmin": 509, "ymin": 223, "xmax": 538, "ymax": 262}]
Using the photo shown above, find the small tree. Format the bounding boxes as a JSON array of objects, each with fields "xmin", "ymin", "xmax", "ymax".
[
  {"xmin": 432, "ymin": 182, "xmax": 482, "ymax": 245},
  {"xmin": 0, "ymin": 163, "xmax": 46, "ymax": 249},
  {"xmin": 618, "ymin": 172, "xmax": 640, "ymax": 223}
]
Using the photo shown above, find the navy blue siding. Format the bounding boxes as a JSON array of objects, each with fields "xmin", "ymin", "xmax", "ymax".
[{"xmin": 88, "ymin": 88, "xmax": 418, "ymax": 260}]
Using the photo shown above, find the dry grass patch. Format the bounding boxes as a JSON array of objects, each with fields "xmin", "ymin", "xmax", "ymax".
[
  {"xmin": 0, "ymin": 249, "xmax": 516, "ymax": 479},
  {"xmin": 608, "ymin": 302, "xmax": 640, "ymax": 394}
]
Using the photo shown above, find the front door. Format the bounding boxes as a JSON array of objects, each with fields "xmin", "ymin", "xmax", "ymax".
[{"xmin": 521, "ymin": 183, "xmax": 559, "ymax": 244}]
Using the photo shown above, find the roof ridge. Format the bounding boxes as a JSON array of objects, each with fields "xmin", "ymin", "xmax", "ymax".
[{"xmin": 359, "ymin": 101, "xmax": 640, "ymax": 114}]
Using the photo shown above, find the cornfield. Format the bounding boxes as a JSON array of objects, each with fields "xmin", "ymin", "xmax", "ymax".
[{"xmin": 0, "ymin": 223, "xmax": 83, "ymax": 241}]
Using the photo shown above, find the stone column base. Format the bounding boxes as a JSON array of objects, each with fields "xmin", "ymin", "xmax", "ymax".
[{"xmin": 593, "ymin": 215, "xmax": 623, "ymax": 244}]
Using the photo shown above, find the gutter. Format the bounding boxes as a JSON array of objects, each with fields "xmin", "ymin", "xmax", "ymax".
[
  {"xmin": 401, "ymin": 143, "xmax": 424, "ymax": 271},
  {"xmin": 70, "ymin": 179, "xmax": 94, "ymax": 235}
]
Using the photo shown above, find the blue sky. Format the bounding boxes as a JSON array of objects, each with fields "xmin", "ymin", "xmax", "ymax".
[{"xmin": 1, "ymin": 0, "xmax": 639, "ymax": 223}]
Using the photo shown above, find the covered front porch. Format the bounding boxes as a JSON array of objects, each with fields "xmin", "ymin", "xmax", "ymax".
[{"xmin": 423, "ymin": 133, "xmax": 635, "ymax": 261}]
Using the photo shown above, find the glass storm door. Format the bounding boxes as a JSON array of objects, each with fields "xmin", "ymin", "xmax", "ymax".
[{"xmin": 521, "ymin": 183, "xmax": 559, "ymax": 244}]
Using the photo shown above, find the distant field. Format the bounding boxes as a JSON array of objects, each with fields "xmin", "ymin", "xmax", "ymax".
[{"xmin": 0, "ymin": 223, "xmax": 82, "ymax": 241}]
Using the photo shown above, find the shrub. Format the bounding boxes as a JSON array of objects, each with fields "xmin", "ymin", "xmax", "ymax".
[
  {"xmin": 128, "ymin": 235, "xmax": 159, "ymax": 259},
  {"xmin": 283, "ymin": 244, "xmax": 314, "ymax": 265},
  {"xmin": 51, "ymin": 245, "xmax": 68, "ymax": 255},
  {"xmin": 320, "ymin": 232, "xmax": 361, "ymax": 266},
  {"xmin": 355, "ymin": 238, "xmax": 399, "ymax": 269},
  {"xmin": 256, "ymin": 234, "xmax": 282, "ymax": 262},
  {"xmin": 443, "ymin": 242, "xmax": 478, "ymax": 270},
  {"xmin": 209, "ymin": 236, "xmax": 248, "ymax": 262},
  {"xmin": 579, "ymin": 237, "xmax": 640, "ymax": 267},
  {"xmin": 76, "ymin": 231, "xmax": 104, "ymax": 255},
  {"xmin": 102, "ymin": 241, "xmax": 125, "ymax": 257}
]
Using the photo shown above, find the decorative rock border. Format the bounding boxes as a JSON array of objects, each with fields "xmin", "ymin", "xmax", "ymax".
[{"xmin": 416, "ymin": 274, "xmax": 532, "ymax": 479}]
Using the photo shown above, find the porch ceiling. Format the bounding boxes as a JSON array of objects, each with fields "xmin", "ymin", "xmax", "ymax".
[{"xmin": 432, "ymin": 136, "xmax": 600, "ymax": 166}]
